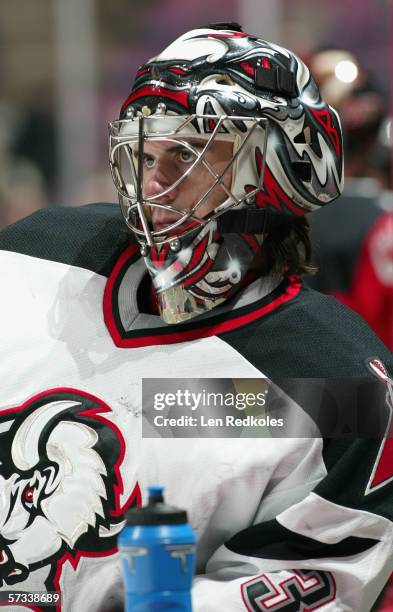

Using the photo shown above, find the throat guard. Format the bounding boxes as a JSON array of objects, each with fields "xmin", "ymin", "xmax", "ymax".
[{"xmin": 144, "ymin": 220, "xmax": 263, "ymax": 323}]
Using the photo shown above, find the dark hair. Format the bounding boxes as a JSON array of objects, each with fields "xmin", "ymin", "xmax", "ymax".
[{"xmin": 259, "ymin": 216, "xmax": 317, "ymax": 277}]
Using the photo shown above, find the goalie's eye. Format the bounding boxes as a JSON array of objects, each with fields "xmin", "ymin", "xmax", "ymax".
[
  {"xmin": 178, "ymin": 148, "xmax": 194, "ymax": 164},
  {"xmin": 143, "ymin": 154, "xmax": 156, "ymax": 169}
]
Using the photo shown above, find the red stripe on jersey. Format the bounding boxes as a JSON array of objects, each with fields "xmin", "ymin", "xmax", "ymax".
[
  {"xmin": 371, "ymin": 438, "xmax": 393, "ymax": 488},
  {"xmin": 103, "ymin": 244, "xmax": 140, "ymax": 344}
]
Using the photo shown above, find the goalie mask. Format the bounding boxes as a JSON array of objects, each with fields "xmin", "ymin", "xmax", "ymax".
[{"xmin": 109, "ymin": 23, "xmax": 343, "ymax": 324}]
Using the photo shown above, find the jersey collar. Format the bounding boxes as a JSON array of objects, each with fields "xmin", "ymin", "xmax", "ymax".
[{"xmin": 103, "ymin": 244, "xmax": 301, "ymax": 348}]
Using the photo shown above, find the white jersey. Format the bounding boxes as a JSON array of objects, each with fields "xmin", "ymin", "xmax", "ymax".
[{"xmin": 0, "ymin": 204, "xmax": 392, "ymax": 612}]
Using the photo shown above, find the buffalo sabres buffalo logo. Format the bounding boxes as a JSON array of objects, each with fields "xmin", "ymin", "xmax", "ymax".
[{"xmin": 0, "ymin": 389, "xmax": 139, "ymax": 594}]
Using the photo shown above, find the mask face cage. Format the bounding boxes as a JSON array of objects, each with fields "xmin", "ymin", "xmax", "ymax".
[{"xmin": 109, "ymin": 113, "xmax": 269, "ymax": 252}]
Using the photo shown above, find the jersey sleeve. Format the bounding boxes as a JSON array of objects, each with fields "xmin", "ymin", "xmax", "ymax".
[{"xmin": 192, "ymin": 386, "xmax": 393, "ymax": 611}]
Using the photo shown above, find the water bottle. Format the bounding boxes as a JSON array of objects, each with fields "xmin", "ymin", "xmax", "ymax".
[{"xmin": 119, "ymin": 485, "xmax": 196, "ymax": 611}]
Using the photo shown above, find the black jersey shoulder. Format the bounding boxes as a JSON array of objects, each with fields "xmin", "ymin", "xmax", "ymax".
[
  {"xmin": 220, "ymin": 284, "xmax": 393, "ymax": 378},
  {"xmin": 0, "ymin": 203, "xmax": 131, "ymax": 277}
]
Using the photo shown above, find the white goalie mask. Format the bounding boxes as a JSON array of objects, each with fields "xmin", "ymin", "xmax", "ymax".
[{"xmin": 109, "ymin": 23, "xmax": 344, "ymax": 323}]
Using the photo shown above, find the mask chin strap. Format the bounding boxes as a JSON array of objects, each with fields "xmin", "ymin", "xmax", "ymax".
[{"xmin": 216, "ymin": 209, "xmax": 292, "ymax": 234}]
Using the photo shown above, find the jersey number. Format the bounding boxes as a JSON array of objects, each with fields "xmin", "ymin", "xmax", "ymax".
[{"xmin": 241, "ymin": 569, "xmax": 336, "ymax": 611}]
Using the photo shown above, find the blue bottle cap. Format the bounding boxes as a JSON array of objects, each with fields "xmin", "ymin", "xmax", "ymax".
[{"xmin": 125, "ymin": 485, "xmax": 188, "ymax": 525}]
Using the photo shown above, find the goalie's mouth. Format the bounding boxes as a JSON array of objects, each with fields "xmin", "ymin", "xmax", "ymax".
[{"xmin": 151, "ymin": 210, "xmax": 183, "ymax": 232}]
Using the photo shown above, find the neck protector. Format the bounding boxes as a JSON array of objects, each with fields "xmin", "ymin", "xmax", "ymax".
[{"xmin": 143, "ymin": 220, "xmax": 263, "ymax": 323}]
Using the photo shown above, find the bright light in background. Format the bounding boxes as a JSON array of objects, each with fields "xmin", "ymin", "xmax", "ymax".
[
  {"xmin": 334, "ymin": 60, "xmax": 359, "ymax": 83},
  {"xmin": 386, "ymin": 119, "xmax": 391, "ymax": 143},
  {"xmin": 379, "ymin": 117, "xmax": 392, "ymax": 147}
]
